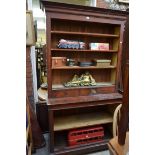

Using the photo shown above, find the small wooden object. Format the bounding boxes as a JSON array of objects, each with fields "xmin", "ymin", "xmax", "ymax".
[{"xmin": 52, "ymin": 57, "xmax": 67, "ymax": 68}]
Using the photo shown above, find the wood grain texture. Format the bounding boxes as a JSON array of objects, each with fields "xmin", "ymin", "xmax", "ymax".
[
  {"xmin": 108, "ymin": 132, "xmax": 129, "ymax": 155},
  {"xmin": 54, "ymin": 112, "xmax": 113, "ymax": 131},
  {"xmin": 51, "ymin": 48, "xmax": 118, "ymax": 53},
  {"xmin": 51, "ymin": 30, "xmax": 119, "ymax": 38},
  {"xmin": 118, "ymin": 15, "xmax": 129, "ymax": 145},
  {"xmin": 36, "ymin": 103, "xmax": 49, "ymax": 133},
  {"xmin": 48, "ymin": 93, "xmax": 122, "ymax": 105},
  {"xmin": 54, "ymin": 141, "xmax": 109, "ymax": 155},
  {"xmin": 41, "ymin": 0, "xmax": 128, "ymax": 154},
  {"xmin": 52, "ymin": 66, "xmax": 116, "ymax": 69},
  {"xmin": 48, "ymin": 93, "xmax": 122, "ymax": 110},
  {"xmin": 52, "ymin": 85, "xmax": 116, "ymax": 98}
]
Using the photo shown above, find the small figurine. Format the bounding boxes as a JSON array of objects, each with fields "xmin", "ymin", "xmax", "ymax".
[{"xmin": 64, "ymin": 72, "xmax": 96, "ymax": 87}]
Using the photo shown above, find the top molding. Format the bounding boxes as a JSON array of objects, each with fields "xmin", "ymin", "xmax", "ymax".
[{"xmin": 41, "ymin": 0, "xmax": 129, "ymax": 17}]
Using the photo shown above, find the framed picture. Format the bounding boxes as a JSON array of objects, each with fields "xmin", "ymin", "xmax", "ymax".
[
  {"xmin": 26, "ymin": 11, "xmax": 35, "ymax": 46},
  {"xmin": 118, "ymin": 0, "xmax": 129, "ymax": 3}
]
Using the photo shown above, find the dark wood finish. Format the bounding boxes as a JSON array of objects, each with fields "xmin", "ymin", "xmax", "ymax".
[
  {"xmin": 36, "ymin": 102, "xmax": 49, "ymax": 133},
  {"xmin": 51, "ymin": 30, "xmax": 119, "ymax": 38},
  {"xmin": 26, "ymin": 47, "xmax": 35, "ymax": 106},
  {"xmin": 118, "ymin": 63, "xmax": 128, "ymax": 145},
  {"xmin": 51, "ymin": 70, "xmax": 114, "ymax": 86},
  {"xmin": 108, "ymin": 132, "xmax": 129, "ymax": 155},
  {"xmin": 27, "ymin": 97, "xmax": 46, "ymax": 149},
  {"xmin": 52, "ymin": 66, "xmax": 116, "ymax": 69},
  {"xmin": 54, "ymin": 142, "xmax": 108, "ymax": 155},
  {"xmin": 48, "ymin": 93, "xmax": 122, "ymax": 105},
  {"xmin": 46, "ymin": 13, "xmax": 52, "ymax": 100},
  {"xmin": 26, "ymin": 97, "xmax": 33, "ymax": 155},
  {"xmin": 118, "ymin": 15, "xmax": 129, "ymax": 145},
  {"xmin": 51, "ymin": 48, "xmax": 118, "ymax": 53},
  {"xmin": 51, "ymin": 85, "xmax": 115, "ymax": 98},
  {"xmin": 48, "ymin": 93, "xmax": 122, "ymax": 110},
  {"xmin": 48, "ymin": 109, "xmax": 54, "ymax": 153},
  {"xmin": 41, "ymin": 1, "xmax": 128, "ymax": 154}
]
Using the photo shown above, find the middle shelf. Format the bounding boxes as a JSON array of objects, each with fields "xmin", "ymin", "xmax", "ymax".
[
  {"xmin": 54, "ymin": 111, "xmax": 113, "ymax": 131},
  {"xmin": 51, "ymin": 49, "xmax": 118, "ymax": 53},
  {"xmin": 51, "ymin": 66, "xmax": 116, "ymax": 70}
]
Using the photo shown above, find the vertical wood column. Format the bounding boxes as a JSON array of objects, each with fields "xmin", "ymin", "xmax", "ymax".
[
  {"xmin": 46, "ymin": 13, "xmax": 52, "ymax": 98},
  {"xmin": 48, "ymin": 109, "xmax": 55, "ymax": 153},
  {"xmin": 118, "ymin": 15, "xmax": 129, "ymax": 145}
]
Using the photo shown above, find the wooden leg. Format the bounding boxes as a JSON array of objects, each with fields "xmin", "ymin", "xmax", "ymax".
[
  {"xmin": 48, "ymin": 109, "xmax": 55, "ymax": 153},
  {"xmin": 108, "ymin": 132, "xmax": 129, "ymax": 155}
]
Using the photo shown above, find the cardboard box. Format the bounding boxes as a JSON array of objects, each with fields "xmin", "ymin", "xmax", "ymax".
[
  {"xmin": 89, "ymin": 43, "xmax": 109, "ymax": 50},
  {"xmin": 94, "ymin": 59, "xmax": 111, "ymax": 67}
]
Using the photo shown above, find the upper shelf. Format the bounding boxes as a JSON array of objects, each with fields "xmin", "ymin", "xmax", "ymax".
[
  {"xmin": 51, "ymin": 30, "xmax": 119, "ymax": 38},
  {"xmin": 51, "ymin": 49, "xmax": 118, "ymax": 53}
]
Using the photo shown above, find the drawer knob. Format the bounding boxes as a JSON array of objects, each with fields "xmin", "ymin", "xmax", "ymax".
[{"xmin": 86, "ymin": 16, "xmax": 90, "ymax": 20}]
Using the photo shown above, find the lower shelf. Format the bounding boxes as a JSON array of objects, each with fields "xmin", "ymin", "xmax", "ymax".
[
  {"xmin": 54, "ymin": 124, "xmax": 112, "ymax": 154},
  {"xmin": 54, "ymin": 112, "xmax": 113, "ymax": 131}
]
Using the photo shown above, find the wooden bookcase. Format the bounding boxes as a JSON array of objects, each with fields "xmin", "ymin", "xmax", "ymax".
[{"xmin": 41, "ymin": 1, "xmax": 128, "ymax": 154}]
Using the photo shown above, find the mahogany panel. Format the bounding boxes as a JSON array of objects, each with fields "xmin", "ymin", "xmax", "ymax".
[
  {"xmin": 51, "ymin": 86, "xmax": 115, "ymax": 98},
  {"xmin": 47, "ymin": 93, "xmax": 122, "ymax": 110},
  {"xmin": 52, "ymin": 70, "xmax": 113, "ymax": 85},
  {"xmin": 54, "ymin": 141, "xmax": 108, "ymax": 155},
  {"xmin": 51, "ymin": 34, "xmax": 117, "ymax": 50},
  {"xmin": 51, "ymin": 49, "xmax": 118, "ymax": 52},
  {"xmin": 52, "ymin": 50, "xmax": 115, "ymax": 61},
  {"xmin": 36, "ymin": 102, "xmax": 49, "ymax": 133},
  {"xmin": 51, "ymin": 31, "xmax": 119, "ymax": 38},
  {"xmin": 48, "ymin": 93, "xmax": 122, "ymax": 105},
  {"xmin": 49, "ymin": 100, "xmax": 122, "ymax": 111}
]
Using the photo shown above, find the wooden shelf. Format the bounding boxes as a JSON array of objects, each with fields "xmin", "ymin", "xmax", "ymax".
[
  {"xmin": 51, "ymin": 30, "xmax": 119, "ymax": 38},
  {"xmin": 48, "ymin": 93, "xmax": 122, "ymax": 105},
  {"xmin": 54, "ymin": 126, "xmax": 112, "ymax": 152},
  {"xmin": 52, "ymin": 66, "xmax": 116, "ymax": 70},
  {"xmin": 52, "ymin": 82, "xmax": 114, "ymax": 90},
  {"xmin": 51, "ymin": 49, "xmax": 118, "ymax": 53},
  {"xmin": 54, "ymin": 112, "xmax": 113, "ymax": 131}
]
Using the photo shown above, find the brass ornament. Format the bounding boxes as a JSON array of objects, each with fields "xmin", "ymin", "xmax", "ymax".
[{"xmin": 64, "ymin": 72, "xmax": 96, "ymax": 87}]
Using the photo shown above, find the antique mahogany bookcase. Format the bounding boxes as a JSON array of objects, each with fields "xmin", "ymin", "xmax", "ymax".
[{"xmin": 41, "ymin": 1, "xmax": 128, "ymax": 154}]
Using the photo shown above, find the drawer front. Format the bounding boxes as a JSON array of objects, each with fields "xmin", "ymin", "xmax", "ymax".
[{"xmin": 51, "ymin": 86, "xmax": 115, "ymax": 98}]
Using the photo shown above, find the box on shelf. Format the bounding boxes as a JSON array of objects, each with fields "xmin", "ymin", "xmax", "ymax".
[
  {"xmin": 78, "ymin": 61, "xmax": 94, "ymax": 67},
  {"xmin": 89, "ymin": 43, "xmax": 109, "ymax": 50},
  {"xmin": 58, "ymin": 39, "xmax": 85, "ymax": 49},
  {"xmin": 68, "ymin": 126, "xmax": 104, "ymax": 146},
  {"xmin": 51, "ymin": 57, "xmax": 67, "ymax": 67},
  {"xmin": 94, "ymin": 59, "xmax": 111, "ymax": 67}
]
